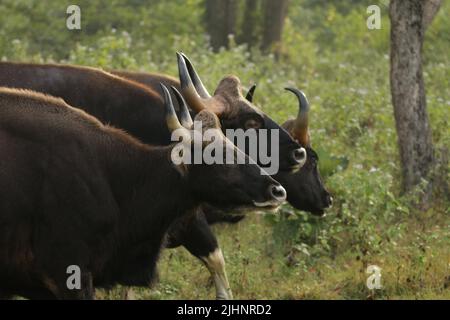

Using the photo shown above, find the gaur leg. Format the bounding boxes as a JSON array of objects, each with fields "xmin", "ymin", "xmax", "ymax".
[
  {"xmin": 202, "ymin": 203, "xmax": 245, "ymax": 225},
  {"xmin": 200, "ymin": 247, "xmax": 232, "ymax": 300},
  {"xmin": 41, "ymin": 270, "xmax": 94, "ymax": 300},
  {"xmin": 36, "ymin": 243, "xmax": 95, "ymax": 300},
  {"xmin": 167, "ymin": 208, "xmax": 233, "ymax": 300}
]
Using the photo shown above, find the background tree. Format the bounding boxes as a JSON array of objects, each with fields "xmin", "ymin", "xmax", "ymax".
[
  {"xmin": 204, "ymin": 0, "xmax": 238, "ymax": 51},
  {"xmin": 204, "ymin": 0, "xmax": 290, "ymax": 55},
  {"xmin": 238, "ymin": 0, "xmax": 260, "ymax": 48},
  {"xmin": 389, "ymin": 0, "xmax": 442, "ymax": 200},
  {"xmin": 261, "ymin": 0, "xmax": 289, "ymax": 57}
]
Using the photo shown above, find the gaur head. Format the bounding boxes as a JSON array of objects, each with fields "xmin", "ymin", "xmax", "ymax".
[
  {"xmin": 272, "ymin": 88, "xmax": 333, "ymax": 216},
  {"xmin": 161, "ymin": 84, "xmax": 287, "ymax": 212},
  {"xmin": 176, "ymin": 53, "xmax": 306, "ymax": 175}
]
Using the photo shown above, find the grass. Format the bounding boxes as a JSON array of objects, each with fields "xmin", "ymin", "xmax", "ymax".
[{"xmin": 96, "ymin": 201, "xmax": 449, "ymax": 300}]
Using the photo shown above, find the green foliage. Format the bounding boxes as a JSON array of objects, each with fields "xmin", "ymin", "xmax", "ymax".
[
  {"xmin": 0, "ymin": 0, "xmax": 205, "ymax": 63},
  {"xmin": 1, "ymin": 0, "xmax": 449, "ymax": 299}
]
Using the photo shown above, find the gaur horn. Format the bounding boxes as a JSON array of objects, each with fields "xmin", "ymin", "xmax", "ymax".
[
  {"xmin": 285, "ymin": 87, "xmax": 310, "ymax": 146},
  {"xmin": 245, "ymin": 84, "xmax": 256, "ymax": 102},
  {"xmin": 180, "ymin": 52, "xmax": 211, "ymax": 99},
  {"xmin": 161, "ymin": 83, "xmax": 182, "ymax": 132},
  {"xmin": 170, "ymin": 85, "xmax": 193, "ymax": 129},
  {"xmin": 177, "ymin": 52, "xmax": 207, "ymax": 112}
]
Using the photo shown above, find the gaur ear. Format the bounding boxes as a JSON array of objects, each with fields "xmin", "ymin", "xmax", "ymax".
[
  {"xmin": 193, "ymin": 110, "xmax": 222, "ymax": 131},
  {"xmin": 170, "ymin": 135, "xmax": 192, "ymax": 177}
]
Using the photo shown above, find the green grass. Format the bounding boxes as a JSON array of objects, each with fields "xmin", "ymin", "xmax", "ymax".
[{"xmin": 98, "ymin": 204, "xmax": 449, "ymax": 299}]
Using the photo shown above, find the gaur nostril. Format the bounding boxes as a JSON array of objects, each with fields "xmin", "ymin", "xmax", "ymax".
[
  {"xmin": 270, "ymin": 185, "xmax": 287, "ymax": 202},
  {"xmin": 292, "ymin": 148, "xmax": 307, "ymax": 165}
]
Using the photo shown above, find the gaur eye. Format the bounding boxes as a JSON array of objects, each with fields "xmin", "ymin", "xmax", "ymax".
[
  {"xmin": 244, "ymin": 118, "xmax": 262, "ymax": 129},
  {"xmin": 178, "ymin": 149, "xmax": 184, "ymax": 158}
]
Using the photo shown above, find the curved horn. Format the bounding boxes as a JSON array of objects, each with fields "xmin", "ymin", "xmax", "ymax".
[
  {"xmin": 170, "ymin": 85, "xmax": 193, "ymax": 129},
  {"xmin": 160, "ymin": 83, "xmax": 182, "ymax": 132},
  {"xmin": 177, "ymin": 52, "xmax": 206, "ymax": 112},
  {"xmin": 245, "ymin": 84, "xmax": 256, "ymax": 102},
  {"xmin": 285, "ymin": 87, "xmax": 310, "ymax": 146},
  {"xmin": 180, "ymin": 52, "xmax": 211, "ymax": 98}
]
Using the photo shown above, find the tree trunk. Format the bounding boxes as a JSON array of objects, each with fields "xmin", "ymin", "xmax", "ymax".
[
  {"xmin": 422, "ymin": 0, "xmax": 442, "ymax": 31},
  {"xmin": 240, "ymin": 0, "xmax": 259, "ymax": 48},
  {"xmin": 205, "ymin": 0, "xmax": 237, "ymax": 51},
  {"xmin": 261, "ymin": 0, "xmax": 289, "ymax": 56},
  {"xmin": 225, "ymin": 0, "xmax": 237, "ymax": 45},
  {"xmin": 389, "ymin": 0, "xmax": 440, "ymax": 198}
]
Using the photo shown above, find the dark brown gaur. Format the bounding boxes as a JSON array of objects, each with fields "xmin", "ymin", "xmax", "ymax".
[
  {"xmin": 0, "ymin": 57, "xmax": 305, "ymax": 300},
  {"xmin": 0, "ymin": 86, "xmax": 285, "ymax": 299},
  {"xmin": 112, "ymin": 66, "xmax": 332, "ymax": 299}
]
